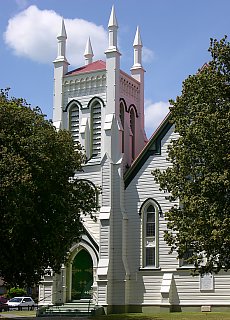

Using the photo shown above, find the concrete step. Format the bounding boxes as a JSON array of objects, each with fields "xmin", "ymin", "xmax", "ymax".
[{"xmin": 38, "ymin": 300, "xmax": 95, "ymax": 317}]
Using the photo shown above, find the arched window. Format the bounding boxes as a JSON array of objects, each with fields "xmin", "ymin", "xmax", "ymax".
[
  {"xmin": 141, "ymin": 201, "xmax": 159, "ymax": 268},
  {"xmin": 130, "ymin": 108, "xmax": 135, "ymax": 160},
  {"xmin": 91, "ymin": 101, "xmax": 101, "ymax": 157},
  {"xmin": 69, "ymin": 104, "xmax": 80, "ymax": 149},
  {"xmin": 119, "ymin": 102, "xmax": 125, "ymax": 153}
]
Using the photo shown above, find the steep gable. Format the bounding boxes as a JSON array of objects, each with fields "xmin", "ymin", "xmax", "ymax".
[{"xmin": 124, "ymin": 113, "xmax": 172, "ymax": 188}]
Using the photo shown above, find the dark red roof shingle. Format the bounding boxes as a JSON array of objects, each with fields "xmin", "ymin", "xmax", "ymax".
[{"xmin": 66, "ymin": 60, "xmax": 106, "ymax": 76}]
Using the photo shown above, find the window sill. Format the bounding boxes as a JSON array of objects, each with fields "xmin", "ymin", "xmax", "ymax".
[
  {"xmin": 177, "ymin": 266, "xmax": 195, "ymax": 270},
  {"xmin": 139, "ymin": 267, "xmax": 161, "ymax": 271}
]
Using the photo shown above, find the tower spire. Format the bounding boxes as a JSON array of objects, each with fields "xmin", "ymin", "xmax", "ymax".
[
  {"xmin": 84, "ymin": 37, "xmax": 94, "ymax": 65},
  {"xmin": 107, "ymin": 5, "xmax": 119, "ymax": 51},
  {"xmin": 53, "ymin": 18, "xmax": 69, "ymax": 126},
  {"xmin": 55, "ymin": 18, "xmax": 68, "ymax": 61},
  {"xmin": 60, "ymin": 18, "xmax": 67, "ymax": 38},
  {"xmin": 105, "ymin": 5, "xmax": 121, "ymax": 162},
  {"xmin": 108, "ymin": 5, "xmax": 118, "ymax": 27},
  {"xmin": 132, "ymin": 26, "xmax": 143, "ymax": 68},
  {"xmin": 131, "ymin": 26, "xmax": 145, "ymax": 133}
]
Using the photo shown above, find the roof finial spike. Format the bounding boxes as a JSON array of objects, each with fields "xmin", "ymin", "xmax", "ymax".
[
  {"xmin": 132, "ymin": 25, "xmax": 143, "ymax": 68},
  {"xmin": 55, "ymin": 18, "xmax": 68, "ymax": 61},
  {"xmin": 59, "ymin": 18, "xmax": 67, "ymax": 39},
  {"xmin": 108, "ymin": 5, "xmax": 118, "ymax": 28},
  {"xmin": 107, "ymin": 5, "xmax": 119, "ymax": 50},
  {"xmin": 84, "ymin": 37, "xmax": 94, "ymax": 65},
  {"xmin": 133, "ymin": 25, "xmax": 142, "ymax": 47}
]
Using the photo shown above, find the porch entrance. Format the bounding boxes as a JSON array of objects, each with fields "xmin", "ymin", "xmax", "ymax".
[{"xmin": 71, "ymin": 249, "xmax": 93, "ymax": 300}]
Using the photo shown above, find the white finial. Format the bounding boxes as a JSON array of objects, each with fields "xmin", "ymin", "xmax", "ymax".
[
  {"xmin": 107, "ymin": 6, "xmax": 118, "ymax": 50},
  {"xmin": 56, "ymin": 18, "xmax": 67, "ymax": 60},
  {"xmin": 133, "ymin": 26, "xmax": 142, "ymax": 47},
  {"xmin": 108, "ymin": 5, "xmax": 118, "ymax": 27},
  {"xmin": 132, "ymin": 26, "xmax": 143, "ymax": 68},
  {"xmin": 58, "ymin": 18, "xmax": 67, "ymax": 39},
  {"xmin": 84, "ymin": 37, "xmax": 94, "ymax": 65}
]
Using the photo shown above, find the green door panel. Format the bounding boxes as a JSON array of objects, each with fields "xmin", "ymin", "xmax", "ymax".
[{"xmin": 71, "ymin": 249, "xmax": 93, "ymax": 300}]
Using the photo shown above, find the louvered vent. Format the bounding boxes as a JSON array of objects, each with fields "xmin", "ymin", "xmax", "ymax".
[
  {"xmin": 69, "ymin": 105, "xmax": 79, "ymax": 148},
  {"xmin": 91, "ymin": 103, "xmax": 101, "ymax": 157}
]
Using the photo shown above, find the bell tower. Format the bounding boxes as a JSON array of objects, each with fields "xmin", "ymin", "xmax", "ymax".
[{"xmin": 41, "ymin": 5, "xmax": 147, "ymax": 310}]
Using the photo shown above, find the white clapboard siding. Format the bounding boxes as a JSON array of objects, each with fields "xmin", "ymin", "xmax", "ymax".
[
  {"xmin": 128, "ymin": 273, "xmax": 162, "ymax": 304},
  {"xmin": 81, "ymin": 215, "xmax": 100, "ymax": 243},
  {"xmin": 125, "ymin": 125, "xmax": 180, "ymax": 304},
  {"xmin": 76, "ymin": 165, "xmax": 102, "ymax": 242},
  {"xmin": 125, "ymin": 126, "xmax": 179, "ymax": 274},
  {"xmin": 100, "ymin": 220, "xmax": 110, "ymax": 258},
  {"xmin": 78, "ymin": 164, "xmax": 102, "ymax": 186},
  {"xmin": 126, "ymin": 123, "xmax": 230, "ymax": 307},
  {"xmin": 173, "ymin": 271, "xmax": 230, "ymax": 305},
  {"xmin": 39, "ymin": 284, "xmax": 53, "ymax": 305},
  {"xmin": 97, "ymin": 283, "xmax": 107, "ymax": 305},
  {"xmin": 101, "ymin": 156, "xmax": 111, "ymax": 207},
  {"xmin": 110, "ymin": 164, "xmax": 125, "ymax": 274}
]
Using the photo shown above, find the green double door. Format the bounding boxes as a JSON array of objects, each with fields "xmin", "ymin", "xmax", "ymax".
[{"xmin": 71, "ymin": 249, "xmax": 93, "ymax": 300}]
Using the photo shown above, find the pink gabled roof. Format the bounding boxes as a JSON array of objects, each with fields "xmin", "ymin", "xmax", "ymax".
[{"xmin": 66, "ymin": 60, "xmax": 106, "ymax": 76}]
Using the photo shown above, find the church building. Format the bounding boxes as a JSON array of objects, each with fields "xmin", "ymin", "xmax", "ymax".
[{"xmin": 38, "ymin": 7, "xmax": 230, "ymax": 314}]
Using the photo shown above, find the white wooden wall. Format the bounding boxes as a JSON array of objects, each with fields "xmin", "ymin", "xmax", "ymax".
[{"xmin": 124, "ymin": 125, "xmax": 230, "ymax": 308}]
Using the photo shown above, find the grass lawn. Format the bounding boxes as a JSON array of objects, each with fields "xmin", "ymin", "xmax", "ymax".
[
  {"xmin": 93, "ymin": 313, "xmax": 230, "ymax": 320},
  {"xmin": 0, "ymin": 310, "xmax": 36, "ymax": 317},
  {"xmin": 1, "ymin": 311, "xmax": 230, "ymax": 319}
]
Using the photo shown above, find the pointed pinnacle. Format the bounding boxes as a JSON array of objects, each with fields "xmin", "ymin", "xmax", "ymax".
[
  {"xmin": 84, "ymin": 37, "xmax": 94, "ymax": 57},
  {"xmin": 133, "ymin": 26, "xmax": 142, "ymax": 46},
  {"xmin": 58, "ymin": 18, "xmax": 67, "ymax": 38},
  {"xmin": 108, "ymin": 5, "xmax": 118, "ymax": 28}
]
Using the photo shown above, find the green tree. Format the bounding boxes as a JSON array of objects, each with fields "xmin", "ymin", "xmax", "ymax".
[
  {"xmin": 0, "ymin": 89, "xmax": 98, "ymax": 287},
  {"xmin": 8, "ymin": 287, "xmax": 26, "ymax": 298},
  {"xmin": 153, "ymin": 37, "xmax": 230, "ymax": 274}
]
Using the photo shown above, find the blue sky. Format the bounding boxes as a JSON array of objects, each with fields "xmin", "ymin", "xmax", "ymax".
[{"xmin": 0, "ymin": 0, "xmax": 229, "ymax": 137}]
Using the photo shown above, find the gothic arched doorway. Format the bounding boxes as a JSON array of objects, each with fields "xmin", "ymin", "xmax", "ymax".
[{"xmin": 71, "ymin": 249, "xmax": 93, "ymax": 300}]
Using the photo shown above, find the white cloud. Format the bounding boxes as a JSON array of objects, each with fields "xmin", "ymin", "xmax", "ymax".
[
  {"xmin": 142, "ymin": 46, "xmax": 154, "ymax": 63},
  {"xmin": 144, "ymin": 100, "xmax": 170, "ymax": 138},
  {"xmin": 4, "ymin": 5, "xmax": 107, "ymax": 66}
]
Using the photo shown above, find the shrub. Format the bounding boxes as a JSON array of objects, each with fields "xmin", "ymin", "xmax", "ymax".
[{"xmin": 8, "ymin": 287, "xmax": 26, "ymax": 298}]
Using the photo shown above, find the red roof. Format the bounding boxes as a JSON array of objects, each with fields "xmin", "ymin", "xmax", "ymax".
[{"xmin": 66, "ymin": 60, "xmax": 106, "ymax": 76}]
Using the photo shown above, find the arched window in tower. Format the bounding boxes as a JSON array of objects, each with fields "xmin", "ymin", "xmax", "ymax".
[
  {"xmin": 91, "ymin": 101, "xmax": 101, "ymax": 157},
  {"xmin": 119, "ymin": 102, "xmax": 125, "ymax": 153},
  {"xmin": 69, "ymin": 104, "xmax": 80, "ymax": 149},
  {"xmin": 130, "ymin": 108, "xmax": 135, "ymax": 160}
]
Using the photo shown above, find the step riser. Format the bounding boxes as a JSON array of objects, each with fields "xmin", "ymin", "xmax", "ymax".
[{"xmin": 40, "ymin": 301, "xmax": 95, "ymax": 317}]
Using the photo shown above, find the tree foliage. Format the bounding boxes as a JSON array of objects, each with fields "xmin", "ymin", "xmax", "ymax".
[
  {"xmin": 0, "ymin": 90, "xmax": 98, "ymax": 287},
  {"xmin": 8, "ymin": 287, "xmax": 26, "ymax": 298},
  {"xmin": 153, "ymin": 37, "xmax": 230, "ymax": 274}
]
